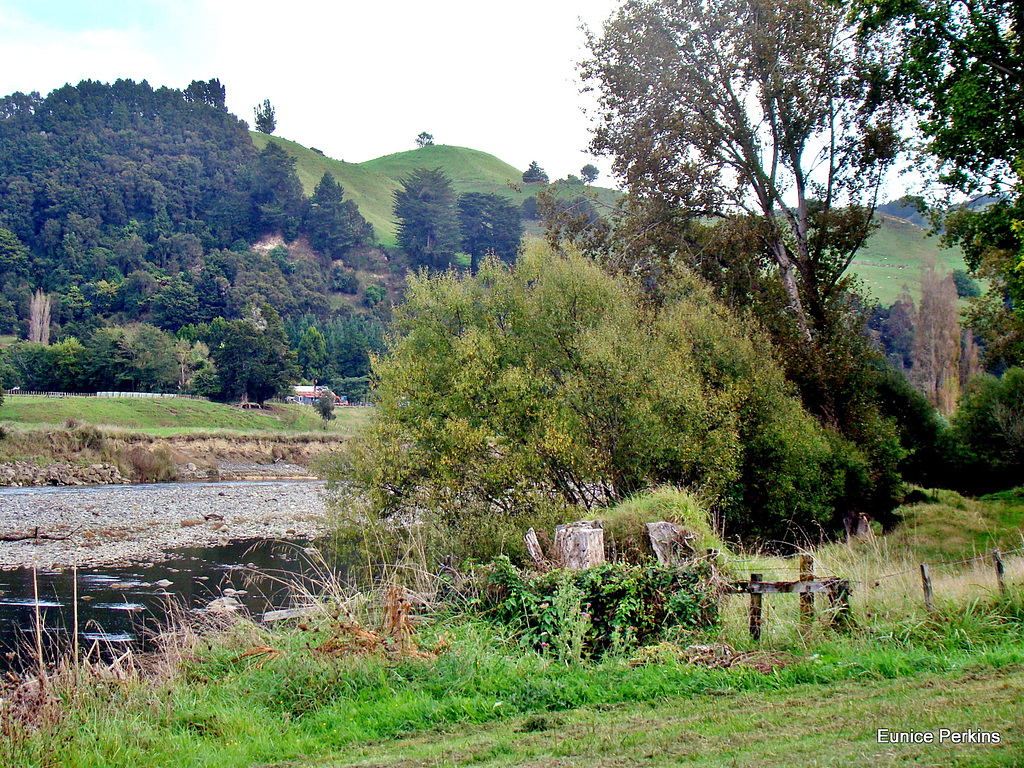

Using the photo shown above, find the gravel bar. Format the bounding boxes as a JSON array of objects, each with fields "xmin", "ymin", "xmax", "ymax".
[{"xmin": 0, "ymin": 479, "xmax": 329, "ymax": 570}]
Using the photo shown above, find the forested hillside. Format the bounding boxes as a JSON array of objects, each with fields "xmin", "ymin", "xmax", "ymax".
[{"xmin": 0, "ymin": 79, "xmax": 383, "ymax": 403}]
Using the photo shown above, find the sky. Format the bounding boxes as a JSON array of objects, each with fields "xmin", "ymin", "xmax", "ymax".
[{"xmin": 0, "ymin": 0, "xmax": 621, "ymax": 182}]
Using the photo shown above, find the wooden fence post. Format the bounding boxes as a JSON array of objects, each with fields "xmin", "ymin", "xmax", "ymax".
[
  {"xmin": 993, "ymin": 549, "xmax": 1006, "ymax": 597},
  {"xmin": 749, "ymin": 573, "xmax": 763, "ymax": 641},
  {"xmin": 827, "ymin": 579, "xmax": 853, "ymax": 632},
  {"xmin": 799, "ymin": 554, "xmax": 815, "ymax": 626},
  {"xmin": 920, "ymin": 563, "xmax": 934, "ymax": 611}
]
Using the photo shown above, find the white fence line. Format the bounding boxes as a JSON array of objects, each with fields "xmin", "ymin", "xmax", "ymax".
[{"xmin": 3, "ymin": 390, "xmax": 209, "ymax": 401}]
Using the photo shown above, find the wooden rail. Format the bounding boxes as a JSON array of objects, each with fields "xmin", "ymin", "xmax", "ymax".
[{"xmin": 716, "ymin": 554, "xmax": 852, "ymax": 639}]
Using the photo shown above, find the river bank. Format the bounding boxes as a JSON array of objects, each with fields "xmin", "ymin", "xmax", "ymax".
[{"xmin": 0, "ymin": 480, "xmax": 329, "ymax": 570}]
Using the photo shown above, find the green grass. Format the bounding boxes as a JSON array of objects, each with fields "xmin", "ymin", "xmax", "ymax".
[
  {"xmin": 851, "ymin": 213, "xmax": 969, "ymax": 305},
  {"xmin": 5, "ymin": 487, "xmax": 1024, "ymax": 768},
  {"xmin": 252, "ymin": 134, "xmax": 619, "ymax": 248},
  {"xmin": 0, "ymin": 396, "xmax": 371, "ymax": 436},
  {"xmin": 7, "ymin": 611, "xmax": 1022, "ymax": 768}
]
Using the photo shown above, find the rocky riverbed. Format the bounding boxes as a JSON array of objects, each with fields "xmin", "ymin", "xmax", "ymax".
[{"xmin": 0, "ymin": 479, "xmax": 329, "ymax": 570}]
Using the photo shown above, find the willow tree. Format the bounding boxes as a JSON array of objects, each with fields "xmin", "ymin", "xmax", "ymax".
[{"xmin": 583, "ymin": 0, "xmax": 902, "ymax": 343}]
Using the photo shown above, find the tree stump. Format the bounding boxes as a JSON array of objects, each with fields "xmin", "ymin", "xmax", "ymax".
[
  {"xmin": 553, "ymin": 521, "xmax": 605, "ymax": 570},
  {"xmin": 645, "ymin": 521, "xmax": 695, "ymax": 565},
  {"xmin": 524, "ymin": 527, "xmax": 547, "ymax": 567}
]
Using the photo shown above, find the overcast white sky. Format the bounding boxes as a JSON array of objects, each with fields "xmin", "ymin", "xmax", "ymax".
[{"xmin": 0, "ymin": 0, "xmax": 621, "ymax": 181}]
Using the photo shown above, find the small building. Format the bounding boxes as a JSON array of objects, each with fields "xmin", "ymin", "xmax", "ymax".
[{"xmin": 290, "ymin": 385, "xmax": 346, "ymax": 406}]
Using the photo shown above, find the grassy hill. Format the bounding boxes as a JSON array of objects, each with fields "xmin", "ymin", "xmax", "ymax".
[
  {"xmin": 252, "ymin": 134, "xmax": 620, "ymax": 247},
  {"xmin": 851, "ymin": 213, "xmax": 969, "ymax": 305},
  {"xmin": 256, "ymin": 133, "xmax": 968, "ymax": 304}
]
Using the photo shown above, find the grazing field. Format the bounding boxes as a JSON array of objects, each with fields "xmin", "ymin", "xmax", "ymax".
[
  {"xmin": 845, "ymin": 214, "xmax": 969, "ymax": 306},
  {"xmin": 0, "ymin": 396, "xmax": 372, "ymax": 437}
]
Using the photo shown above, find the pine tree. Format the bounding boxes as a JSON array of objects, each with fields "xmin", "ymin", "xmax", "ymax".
[
  {"xmin": 522, "ymin": 161, "xmax": 549, "ymax": 184},
  {"xmin": 254, "ymin": 99, "xmax": 276, "ymax": 134}
]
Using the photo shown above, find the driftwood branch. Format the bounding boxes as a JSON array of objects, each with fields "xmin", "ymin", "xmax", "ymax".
[{"xmin": 0, "ymin": 527, "xmax": 74, "ymax": 542}]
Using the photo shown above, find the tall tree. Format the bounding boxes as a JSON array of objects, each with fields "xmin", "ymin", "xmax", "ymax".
[
  {"xmin": 254, "ymin": 99, "xmax": 276, "ymax": 134},
  {"xmin": 205, "ymin": 305, "xmax": 299, "ymax": 405},
  {"xmin": 184, "ymin": 79, "xmax": 226, "ymax": 110},
  {"xmin": 580, "ymin": 164, "xmax": 600, "ymax": 185},
  {"xmin": 583, "ymin": 0, "xmax": 902, "ymax": 344},
  {"xmin": 856, "ymin": 0, "xmax": 1024, "ymax": 367},
  {"xmin": 416, "ymin": 132, "xmax": 435, "ymax": 148},
  {"xmin": 457, "ymin": 192, "xmax": 522, "ymax": 272},
  {"xmin": 912, "ymin": 261, "xmax": 962, "ymax": 413},
  {"xmin": 305, "ymin": 172, "xmax": 373, "ymax": 260},
  {"xmin": 393, "ymin": 168, "xmax": 460, "ymax": 270}
]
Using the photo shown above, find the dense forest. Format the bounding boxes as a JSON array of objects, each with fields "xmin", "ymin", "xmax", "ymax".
[{"xmin": 0, "ymin": 79, "xmax": 382, "ymax": 402}]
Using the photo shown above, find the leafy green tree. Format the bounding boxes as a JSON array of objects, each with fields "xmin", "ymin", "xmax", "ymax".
[
  {"xmin": 305, "ymin": 172, "xmax": 373, "ymax": 260},
  {"xmin": 184, "ymin": 79, "xmax": 226, "ymax": 110},
  {"xmin": 855, "ymin": 0, "xmax": 1024, "ymax": 366},
  {"xmin": 297, "ymin": 325, "xmax": 328, "ymax": 383},
  {"xmin": 416, "ymin": 132, "xmax": 435, "ymax": 148},
  {"xmin": 151, "ymin": 276, "xmax": 200, "ymax": 331},
  {"xmin": 457, "ymin": 192, "xmax": 522, "ymax": 272},
  {"xmin": 584, "ymin": 0, "xmax": 901, "ymax": 344},
  {"xmin": 393, "ymin": 168, "xmax": 460, "ymax": 270},
  {"xmin": 205, "ymin": 305, "xmax": 299, "ymax": 405},
  {"xmin": 0, "ymin": 228, "xmax": 30, "ymax": 278},
  {"xmin": 522, "ymin": 161, "xmax": 549, "ymax": 184},
  {"xmin": 949, "ymin": 368, "xmax": 1024, "ymax": 492},
  {"xmin": 251, "ymin": 142, "xmax": 306, "ymax": 240},
  {"xmin": 341, "ymin": 242, "xmax": 863, "ymax": 548},
  {"xmin": 314, "ymin": 388, "xmax": 337, "ymax": 428},
  {"xmin": 581, "ymin": 164, "xmax": 600, "ymax": 184},
  {"xmin": 254, "ymin": 99, "xmax": 276, "ymax": 134}
]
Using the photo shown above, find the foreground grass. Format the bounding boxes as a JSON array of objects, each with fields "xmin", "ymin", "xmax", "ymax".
[
  {"xmin": 319, "ymin": 665, "xmax": 1023, "ymax": 768},
  {"xmin": 6, "ymin": 602, "xmax": 1024, "ymax": 768},
  {"xmin": 0, "ymin": 396, "xmax": 371, "ymax": 436}
]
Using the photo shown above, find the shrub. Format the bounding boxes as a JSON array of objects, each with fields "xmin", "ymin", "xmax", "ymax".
[
  {"xmin": 482, "ymin": 557, "xmax": 719, "ymax": 658},
  {"xmin": 119, "ymin": 445, "xmax": 177, "ymax": 483},
  {"xmin": 599, "ymin": 486, "xmax": 722, "ymax": 563},
  {"xmin": 949, "ymin": 368, "xmax": 1024, "ymax": 492},
  {"xmin": 336, "ymin": 243, "xmax": 851, "ymax": 552}
]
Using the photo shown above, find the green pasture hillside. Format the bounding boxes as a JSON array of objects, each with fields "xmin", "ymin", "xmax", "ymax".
[
  {"xmin": 851, "ymin": 213, "xmax": 969, "ymax": 305},
  {"xmin": 255, "ymin": 134, "xmax": 968, "ymax": 303},
  {"xmin": 252, "ymin": 134, "xmax": 619, "ymax": 246}
]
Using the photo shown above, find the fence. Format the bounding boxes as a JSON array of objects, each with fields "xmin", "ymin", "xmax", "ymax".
[
  {"xmin": 3, "ymin": 390, "xmax": 209, "ymax": 401},
  {"xmin": 716, "ymin": 545, "xmax": 1023, "ymax": 640}
]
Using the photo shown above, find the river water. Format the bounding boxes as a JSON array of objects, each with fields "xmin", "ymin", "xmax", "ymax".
[{"xmin": 0, "ymin": 481, "xmax": 343, "ymax": 671}]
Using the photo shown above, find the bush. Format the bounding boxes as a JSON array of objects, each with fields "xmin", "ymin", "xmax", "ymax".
[
  {"xmin": 119, "ymin": 445, "xmax": 177, "ymax": 483},
  {"xmin": 599, "ymin": 486, "xmax": 722, "ymax": 563},
  {"xmin": 336, "ymin": 243, "xmax": 853, "ymax": 553},
  {"xmin": 949, "ymin": 368, "xmax": 1024, "ymax": 492},
  {"xmin": 482, "ymin": 557, "xmax": 719, "ymax": 658}
]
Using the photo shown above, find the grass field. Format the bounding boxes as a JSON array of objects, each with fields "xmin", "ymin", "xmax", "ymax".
[
  {"xmin": 0, "ymin": 396, "xmax": 372, "ymax": 437},
  {"xmin": 851, "ymin": 214, "xmax": 969, "ymax": 305},
  {"xmin": 3, "ymin": 489, "xmax": 1023, "ymax": 768}
]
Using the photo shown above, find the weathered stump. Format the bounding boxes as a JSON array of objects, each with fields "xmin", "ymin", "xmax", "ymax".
[
  {"xmin": 645, "ymin": 521, "xmax": 694, "ymax": 565},
  {"xmin": 524, "ymin": 527, "xmax": 546, "ymax": 567},
  {"xmin": 554, "ymin": 520, "xmax": 605, "ymax": 570}
]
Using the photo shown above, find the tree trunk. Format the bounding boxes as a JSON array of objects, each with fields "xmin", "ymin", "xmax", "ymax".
[
  {"xmin": 645, "ymin": 521, "xmax": 694, "ymax": 565},
  {"xmin": 553, "ymin": 521, "xmax": 605, "ymax": 570}
]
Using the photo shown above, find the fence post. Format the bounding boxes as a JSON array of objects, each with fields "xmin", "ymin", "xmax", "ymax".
[
  {"xmin": 749, "ymin": 573, "xmax": 763, "ymax": 641},
  {"xmin": 993, "ymin": 549, "xmax": 1006, "ymax": 598},
  {"xmin": 920, "ymin": 563, "xmax": 934, "ymax": 611},
  {"xmin": 827, "ymin": 579, "xmax": 854, "ymax": 631},
  {"xmin": 799, "ymin": 553, "xmax": 815, "ymax": 626}
]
